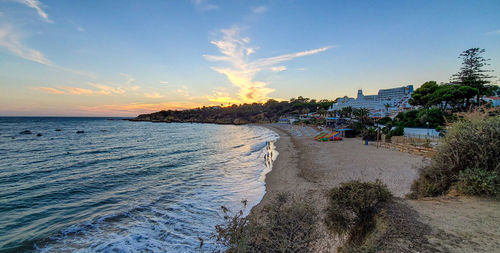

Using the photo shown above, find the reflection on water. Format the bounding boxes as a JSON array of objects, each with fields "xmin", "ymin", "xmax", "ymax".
[{"xmin": 0, "ymin": 117, "xmax": 278, "ymax": 252}]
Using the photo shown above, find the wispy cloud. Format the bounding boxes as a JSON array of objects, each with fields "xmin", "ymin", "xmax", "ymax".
[
  {"xmin": 34, "ymin": 86, "xmax": 64, "ymax": 94},
  {"xmin": 79, "ymin": 101, "xmax": 204, "ymax": 116},
  {"xmin": 120, "ymin": 73, "xmax": 136, "ymax": 84},
  {"xmin": 206, "ymin": 88, "xmax": 242, "ymax": 105},
  {"xmin": 144, "ymin": 92, "xmax": 164, "ymax": 99},
  {"xmin": 64, "ymin": 87, "xmax": 94, "ymax": 95},
  {"xmin": 204, "ymin": 26, "xmax": 332, "ymax": 102},
  {"xmin": 159, "ymin": 80, "xmax": 169, "ymax": 85},
  {"xmin": 486, "ymin": 29, "xmax": 500, "ymax": 35},
  {"xmin": 77, "ymin": 25, "xmax": 85, "ymax": 32},
  {"xmin": 270, "ymin": 66, "xmax": 286, "ymax": 72},
  {"xmin": 34, "ymin": 83, "xmax": 132, "ymax": 96},
  {"xmin": 192, "ymin": 0, "xmax": 218, "ymax": 11},
  {"xmin": 16, "ymin": 0, "xmax": 53, "ymax": 23},
  {"xmin": 0, "ymin": 25, "xmax": 51, "ymax": 65},
  {"xmin": 0, "ymin": 25, "xmax": 96, "ymax": 78},
  {"xmin": 176, "ymin": 85, "xmax": 190, "ymax": 97},
  {"xmin": 251, "ymin": 6, "xmax": 268, "ymax": 14},
  {"xmin": 89, "ymin": 83, "xmax": 126, "ymax": 95}
]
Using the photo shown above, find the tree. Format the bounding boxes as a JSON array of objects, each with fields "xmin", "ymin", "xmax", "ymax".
[
  {"xmin": 341, "ymin": 106, "xmax": 353, "ymax": 118},
  {"xmin": 429, "ymin": 84, "xmax": 478, "ymax": 111},
  {"xmin": 353, "ymin": 108, "xmax": 370, "ymax": 123},
  {"xmin": 450, "ymin": 48, "xmax": 496, "ymax": 105},
  {"xmin": 409, "ymin": 81, "xmax": 439, "ymax": 108},
  {"xmin": 384, "ymin": 103, "xmax": 391, "ymax": 114}
]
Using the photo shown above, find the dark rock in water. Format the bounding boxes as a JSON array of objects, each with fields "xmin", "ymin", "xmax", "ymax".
[
  {"xmin": 55, "ymin": 129, "xmax": 62, "ymax": 132},
  {"xmin": 100, "ymin": 130, "xmax": 108, "ymax": 132},
  {"xmin": 20, "ymin": 130, "xmax": 32, "ymax": 135},
  {"xmin": 36, "ymin": 133, "xmax": 42, "ymax": 137},
  {"xmin": 76, "ymin": 130, "xmax": 85, "ymax": 134}
]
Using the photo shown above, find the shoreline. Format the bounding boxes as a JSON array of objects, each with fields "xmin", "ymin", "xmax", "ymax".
[{"xmin": 250, "ymin": 123, "xmax": 428, "ymax": 251}]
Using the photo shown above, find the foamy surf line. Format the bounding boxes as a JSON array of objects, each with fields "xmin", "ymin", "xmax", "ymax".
[
  {"xmin": 250, "ymin": 126, "xmax": 279, "ymax": 215},
  {"xmin": 29, "ymin": 124, "xmax": 280, "ymax": 252}
]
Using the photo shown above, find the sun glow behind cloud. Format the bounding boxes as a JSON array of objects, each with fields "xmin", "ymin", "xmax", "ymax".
[{"xmin": 204, "ymin": 26, "xmax": 331, "ymax": 104}]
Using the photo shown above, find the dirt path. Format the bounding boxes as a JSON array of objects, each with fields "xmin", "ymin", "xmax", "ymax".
[{"xmin": 407, "ymin": 196, "xmax": 500, "ymax": 252}]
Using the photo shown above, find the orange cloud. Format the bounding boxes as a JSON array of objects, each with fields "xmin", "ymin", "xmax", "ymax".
[
  {"xmin": 144, "ymin": 92, "xmax": 164, "ymax": 98},
  {"xmin": 206, "ymin": 89, "xmax": 242, "ymax": 105},
  {"xmin": 64, "ymin": 87, "xmax": 94, "ymax": 95},
  {"xmin": 204, "ymin": 26, "xmax": 332, "ymax": 103},
  {"xmin": 34, "ymin": 86, "xmax": 65, "ymax": 94},
  {"xmin": 89, "ymin": 83, "xmax": 126, "ymax": 95},
  {"xmin": 79, "ymin": 101, "xmax": 206, "ymax": 116}
]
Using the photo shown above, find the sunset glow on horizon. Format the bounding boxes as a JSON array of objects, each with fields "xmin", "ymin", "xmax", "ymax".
[{"xmin": 1, "ymin": 0, "xmax": 499, "ymax": 116}]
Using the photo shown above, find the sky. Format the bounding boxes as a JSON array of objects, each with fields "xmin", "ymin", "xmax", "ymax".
[{"xmin": 0, "ymin": 0, "xmax": 499, "ymax": 116}]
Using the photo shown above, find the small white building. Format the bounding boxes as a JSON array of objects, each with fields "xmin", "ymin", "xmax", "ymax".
[{"xmin": 484, "ymin": 96, "xmax": 500, "ymax": 107}]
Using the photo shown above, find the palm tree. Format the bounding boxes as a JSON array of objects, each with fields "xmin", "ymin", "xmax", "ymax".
[
  {"xmin": 353, "ymin": 108, "xmax": 370, "ymax": 123},
  {"xmin": 384, "ymin": 103, "xmax": 391, "ymax": 112},
  {"xmin": 341, "ymin": 106, "xmax": 353, "ymax": 118}
]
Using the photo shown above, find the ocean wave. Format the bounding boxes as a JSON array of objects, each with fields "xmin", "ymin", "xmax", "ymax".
[{"xmin": 0, "ymin": 119, "xmax": 279, "ymax": 252}]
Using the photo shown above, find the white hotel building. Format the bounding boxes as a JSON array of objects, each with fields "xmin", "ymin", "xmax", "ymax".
[{"xmin": 328, "ymin": 85, "xmax": 414, "ymax": 118}]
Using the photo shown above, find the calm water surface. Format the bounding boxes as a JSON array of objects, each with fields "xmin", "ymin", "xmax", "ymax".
[{"xmin": 0, "ymin": 117, "xmax": 278, "ymax": 252}]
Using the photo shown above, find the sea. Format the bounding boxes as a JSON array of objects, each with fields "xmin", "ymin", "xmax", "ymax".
[{"xmin": 0, "ymin": 117, "xmax": 279, "ymax": 252}]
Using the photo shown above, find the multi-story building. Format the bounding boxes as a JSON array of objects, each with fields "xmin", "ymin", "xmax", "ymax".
[{"xmin": 328, "ymin": 85, "xmax": 413, "ymax": 118}]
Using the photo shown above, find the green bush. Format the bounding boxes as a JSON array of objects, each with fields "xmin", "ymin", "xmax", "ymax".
[
  {"xmin": 389, "ymin": 126, "xmax": 404, "ymax": 136},
  {"xmin": 362, "ymin": 127, "xmax": 377, "ymax": 141},
  {"xmin": 456, "ymin": 168, "xmax": 500, "ymax": 196},
  {"xmin": 377, "ymin": 117, "xmax": 392, "ymax": 125},
  {"xmin": 410, "ymin": 116, "xmax": 500, "ymax": 198},
  {"xmin": 325, "ymin": 180, "xmax": 392, "ymax": 245},
  {"xmin": 215, "ymin": 193, "xmax": 318, "ymax": 252},
  {"xmin": 347, "ymin": 122, "xmax": 367, "ymax": 137},
  {"xmin": 394, "ymin": 108, "xmax": 445, "ymax": 128}
]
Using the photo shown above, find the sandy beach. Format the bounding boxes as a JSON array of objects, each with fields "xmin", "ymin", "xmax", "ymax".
[
  {"xmin": 252, "ymin": 124, "xmax": 427, "ymax": 251},
  {"xmin": 251, "ymin": 123, "xmax": 500, "ymax": 252}
]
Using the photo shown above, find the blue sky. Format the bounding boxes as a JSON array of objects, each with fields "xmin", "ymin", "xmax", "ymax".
[{"xmin": 0, "ymin": 0, "xmax": 499, "ymax": 116}]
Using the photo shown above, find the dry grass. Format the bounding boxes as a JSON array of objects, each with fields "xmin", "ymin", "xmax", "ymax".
[{"xmin": 214, "ymin": 193, "xmax": 318, "ymax": 253}]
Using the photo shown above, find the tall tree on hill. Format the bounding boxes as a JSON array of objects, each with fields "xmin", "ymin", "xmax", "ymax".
[
  {"xmin": 409, "ymin": 81, "xmax": 439, "ymax": 108},
  {"xmin": 450, "ymin": 48, "xmax": 497, "ymax": 105}
]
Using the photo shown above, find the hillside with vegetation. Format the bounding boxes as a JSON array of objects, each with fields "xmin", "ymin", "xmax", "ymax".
[{"xmin": 132, "ymin": 97, "xmax": 335, "ymax": 124}]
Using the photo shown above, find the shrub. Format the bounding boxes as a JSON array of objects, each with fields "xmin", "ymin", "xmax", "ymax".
[
  {"xmin": 215, "ymin": 193, "xmax": 318, "ymax": 252},
  {"xmin": 410, "ymin": 115, "xmax": 500, "ymax": 198},
  {"xmin": 377, "ymin": 117, "xmax": 392, "ymax": 125},
  {"xmin": 394, "ymin": 108, "xmax": 446, "ymax": 128},
  {"xmin": 325, "ymin": 180, "xmax": 392, "ymax": 245},
  {"xmin": 389, "ymin": 125, "xmax": 404, "ymax": 136},
  {"xmin": 456, "ymin": 168, "xmax": 500, "ymax": 197},
  {"xmin": 347, "ymin": 122, "xmax": 367, "ymax": 137},
  {"xmin": 417, "ymin": 108, "xmax": 445, "ymax": 128},
  {"xmin": 362, "ymin": 127, "xmax": 377, "ymax": 141}
]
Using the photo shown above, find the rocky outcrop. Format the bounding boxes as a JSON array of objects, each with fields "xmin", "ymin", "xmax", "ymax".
[{"xmin": 131, "ymin": 110, "xmax": 275, "ymax": 125}]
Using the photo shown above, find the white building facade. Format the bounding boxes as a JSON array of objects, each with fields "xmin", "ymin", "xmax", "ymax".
[{"xmin": 328, "ymin": 85, "xmax": 414, "ymax": 118}]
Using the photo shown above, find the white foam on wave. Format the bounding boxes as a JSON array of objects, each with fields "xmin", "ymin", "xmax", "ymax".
[{"xmin": 33, "ymin": 124, "xmax": 280, "ymax": 253}]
